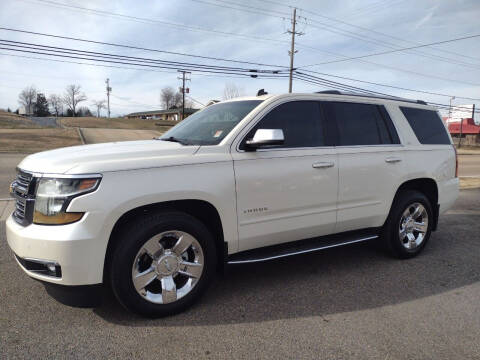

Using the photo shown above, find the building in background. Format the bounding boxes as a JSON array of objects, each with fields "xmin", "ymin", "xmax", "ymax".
[
  {"xmin": 448, "ymin": 118, "xmax": 480, "ymax": 146},
  {"xmin": 126, "ymin": 108, "xmax": 198, "ymax": 121}
]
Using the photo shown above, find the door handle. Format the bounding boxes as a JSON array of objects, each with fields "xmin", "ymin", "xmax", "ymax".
[
  {"xmin": 312, "ymin": 161, "xmax": 334, "ymax": 169},
  {"xmin": 385, "ymin": 157, "xmax": 402, "ymax": 163}
]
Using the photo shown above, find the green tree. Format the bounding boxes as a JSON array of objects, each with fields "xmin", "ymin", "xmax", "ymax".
[{"xmin": 34, "ymin": 93, "xmax": 50, "ymax": 116}]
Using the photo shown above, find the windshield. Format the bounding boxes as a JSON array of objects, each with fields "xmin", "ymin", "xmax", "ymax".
[{"xmin": 159, "ymin": 100, "xmax": 263, "ymax": 145}]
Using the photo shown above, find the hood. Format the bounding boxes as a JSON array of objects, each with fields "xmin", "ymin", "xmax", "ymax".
[{"xmin": 18, "ymin": 140, "xmax": 200, "ymax": 174}]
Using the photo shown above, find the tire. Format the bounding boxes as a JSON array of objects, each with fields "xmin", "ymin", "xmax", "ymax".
[
  {"xmin": 382, "ymin": 190, "xmax": 433, "ymax": 259},
  {"xmin": 109, "ymin": 211, "xmax": 216, "ymax": 318}
]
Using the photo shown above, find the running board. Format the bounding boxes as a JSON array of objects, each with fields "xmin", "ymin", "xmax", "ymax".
[{"xmin": 227, "ymin": 231, "xmax": 379, "ymax": 264}]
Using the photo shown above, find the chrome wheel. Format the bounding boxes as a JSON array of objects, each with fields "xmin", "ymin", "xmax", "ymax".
[
  {"xmin": 399, "ymin": 202, "xmax": 429, "ymax": 250},
  {"xmin": 131, "ymin": 230, "xmax": 204, "ymax": 304}
]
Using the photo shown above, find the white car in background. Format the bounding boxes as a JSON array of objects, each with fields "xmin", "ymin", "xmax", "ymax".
[{"xmin": 7, "ymin": 91, "xmax": 459, "ymax": 317}]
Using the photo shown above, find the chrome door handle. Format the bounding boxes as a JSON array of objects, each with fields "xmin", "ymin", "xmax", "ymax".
[
  {"xmin": 385, "ymin": 157, "xmax": 402, "ymax": 163},
  {"xmin": 312, "ymin": 161, "xmax": 334, "ymax": 169}
]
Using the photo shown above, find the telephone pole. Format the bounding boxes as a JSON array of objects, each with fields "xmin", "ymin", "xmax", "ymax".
[
  {"xmin": 448, "ymin": 96, "xmax": 455, "ymax": 120},
  {"xmin": 105, "ymin": 78, "xmax": 112, "ymax": 118},
  {"xmin": 287, "ymin": 8, "xmax": 303, "ymax": 93},
  {"xmin": 177, "ymin": 70, "xmax": 191, "ymax": 120}
]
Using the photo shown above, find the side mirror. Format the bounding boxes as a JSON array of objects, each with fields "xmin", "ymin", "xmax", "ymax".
[{"xmin": 245, "ymin": 129, "xmax": 284, "ymax": 150}]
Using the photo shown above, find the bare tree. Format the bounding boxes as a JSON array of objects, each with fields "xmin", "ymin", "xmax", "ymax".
[
  {"xmin": 48, "ymin": 94, "xmax": 63, "ymax": 117},
  {"xmin": 18, "ymin": 85, "xmax": 37, "ymax": 115},
  {"xmin": 174, "ymin": 92, "xmax": 183, "ymax": 108},
  {"xmin": 223, "ymin": 82, "xmax": 244, "ymax": 100},
  {"xmin": 91, "ymin": 100, "xmax": 106, "ymax": 117},
  {"xmin": 160, "ymin": 87, "xmax": 176, "ymax": 109},
  {"xmin": 63, "ymin": 84, "xmax": 87, "ymax": 117}
]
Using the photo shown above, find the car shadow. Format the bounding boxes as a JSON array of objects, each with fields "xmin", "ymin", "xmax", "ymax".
[{"xmin": 94, "ymin": 212, "xmax": 480, "ymax": 326}]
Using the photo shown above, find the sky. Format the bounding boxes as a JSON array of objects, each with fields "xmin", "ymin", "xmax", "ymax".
[{"xmin": 0, "ymin": 0, "xmax": 479, "ymax": 117}]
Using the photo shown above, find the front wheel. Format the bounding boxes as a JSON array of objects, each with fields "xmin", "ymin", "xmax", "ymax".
[
  {"xmin": 109, "ymin": 211, "xmax": 216, "ymax": 317},
  {"xmin": 382, "ymin": 190, "xmax": 433, "ymax": 259}
]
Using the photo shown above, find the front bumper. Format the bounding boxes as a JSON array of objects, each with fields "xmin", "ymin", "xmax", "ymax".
[{"xmin": 6, "ymin": 212, "xmax": 107, "ymax": 285}]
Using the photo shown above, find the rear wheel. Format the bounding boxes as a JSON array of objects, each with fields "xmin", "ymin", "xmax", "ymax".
[
  {"xmin": 383, "ymin": 190, "xmax": 433, "ymax": 258},
  {"xmin": 110, "ymin": 211, "xmax": 216, "ymax": 317}
]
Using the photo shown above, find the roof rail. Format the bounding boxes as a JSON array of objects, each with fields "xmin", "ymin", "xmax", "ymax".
[
  {"xmin": 315, "ymin": 90, "xmax": 342, "ymax": 95},
  {"xmin": 313, "ymin": 90, "xmax": 428, "ymax": 105}
]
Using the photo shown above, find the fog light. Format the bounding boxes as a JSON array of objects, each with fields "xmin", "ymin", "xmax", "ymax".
[
  {"xmin": 47, "ymin": 263, "xmax": 56, "ymax": 273},
  {"xmin": 14, "ymin": 254, "xmax": 62, "ymax": 278}
]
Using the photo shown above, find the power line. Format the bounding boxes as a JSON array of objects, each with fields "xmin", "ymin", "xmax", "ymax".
[
  {"xmin": 293, "ymin": 40, "xmax": 480, "ymax": 87},
  {"xmin": 21, "ymin": 0, "xmax": 290, "ymax": 47},
  {"xmin": 20, "ymin": 0, "xmax": 479, "ymax": 86},
  {"xmin": 0, "ymin": 39, "xmax": 271, "ymax": 72},
  {"xmin": 300, "ymin": 33, "xmax": 480, "ymax": 67},
  {"xmin": 1, "ymin": 42, "xmax": 478, "ymax": 107},
  {"xmin": 0, "ymin": 39, "xmax": 288, "ymax": 76},
  {"xmin": 297, "ymin": 70, "xmax": 480, "ymax": 101},
  {"xmin": 300, "ymin": 19, "xmax": 480, "ymax": 70},
  {"xmin": 248, "ymin": 0, "xmax": 480, "ymax": 66},
  {"xmin": 0, "ymin": 51, "xmax": 289, "ymax": 80},
  {"xmin": 0, "ymin": 27, "xmax": 287, "ymax": 68},
  {"xmin": 294, "ymin": 73, "xmax": 480, "ymax": 114},
  {"xmin": 186, "ymin": 95, "xmax": 206, "ymax": 107},
  {"xmin": 295, "ymin": 6, "xmax": 480, "ymax": 62},
  {"xmin": 188, "ymin": 0, "xmax": 289, "ymax": 19}
]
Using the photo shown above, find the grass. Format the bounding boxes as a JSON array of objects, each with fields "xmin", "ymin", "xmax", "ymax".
[
  {"xmin": 0, "ymin": 128, "xmax": 82, "ymax": 153},
  {"xmin": 0, "ymin": 111, "xmax": 41, "ymax": 129},
  {"xmin": 59, "ymin": 116, "xmax": 176, "ymax": 131}
]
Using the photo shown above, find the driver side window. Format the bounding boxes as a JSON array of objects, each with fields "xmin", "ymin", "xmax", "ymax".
[{"xmin": 240, "ymin": 101, "xmax": 324, "ymax": 149}]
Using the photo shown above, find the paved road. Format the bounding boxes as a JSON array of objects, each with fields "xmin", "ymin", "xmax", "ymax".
[
  {"xmin": 80, "ymin": 128, "xmax": 162, "ymax": 144},
  {"xmin": 1, "ymin": 189, "xmax": 479, "ymax": 359},
  {"xmin": 29, "ymin": 116, "xmax": 58, "ymax": 127},
  {"xmin": 458, "ymin": 154, "xmax": 480, "ymax": 176}
]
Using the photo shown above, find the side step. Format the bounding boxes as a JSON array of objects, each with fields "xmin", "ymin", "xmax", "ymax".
[{"xmin": 227, "ymin": 229, "xmax": 379, "ymax": 264}]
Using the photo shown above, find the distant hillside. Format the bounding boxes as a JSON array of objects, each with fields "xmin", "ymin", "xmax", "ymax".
[
  {"xmin": 0, "ymin": 111, "xmax": 40, "ymax": 128},
  {"xmin": 59, "ymin": 116, "xmax": 175, "ymax": 131}
]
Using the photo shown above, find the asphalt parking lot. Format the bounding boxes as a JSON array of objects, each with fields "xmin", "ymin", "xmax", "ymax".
[{"xmin": 1, "ymin": 189, "xmax": 479, "ymax": 359}]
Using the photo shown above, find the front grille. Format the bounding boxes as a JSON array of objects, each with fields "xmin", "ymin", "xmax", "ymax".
[{"xmin": 11, "ymin": 170, "xmax": 36, "ymax": 226}]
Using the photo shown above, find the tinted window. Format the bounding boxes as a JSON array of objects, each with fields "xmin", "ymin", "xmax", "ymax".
[
  {"xmin": 161, "ymin": 100, "xmax": 262, "ymax": 145},
  {"xmin": 400, "ymin": 107, "xmax": 451, "ymax": 144},
  {"xmin": 325, "ymin": 102, "xmax": 399, "ymax": 146},
  {"xmin": 378, "ymin": 105, "xmax": 400, "ymax": 144},
  {"xmin": 241, "ymin": 101, "xmax": 324, "ymax": 149}
]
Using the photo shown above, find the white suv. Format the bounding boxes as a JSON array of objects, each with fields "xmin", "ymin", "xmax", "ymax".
[{"xmin": 7, "ymin": 92, "xmax": 459, "ymax": 317}]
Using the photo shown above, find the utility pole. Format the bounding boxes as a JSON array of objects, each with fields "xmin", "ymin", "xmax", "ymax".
[
  {"xmin": 105, "ymin": 78, "xmax": 111, "ymax": 118},
  {"xmin": 448, "ymin": 96, "xmax": 455, "ymax": 120},
  {"xmin": 177, "ymin": 70, "xmax": 191, "ymax": 120},
  {"xmin": 287, "ymin": 8, "xmax": 303, "ymax": 93}
]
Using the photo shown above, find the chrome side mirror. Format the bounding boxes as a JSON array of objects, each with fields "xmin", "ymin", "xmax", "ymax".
[{"xmin": 245, "ymin": 129, "xmax": 284, "ymax": 150}]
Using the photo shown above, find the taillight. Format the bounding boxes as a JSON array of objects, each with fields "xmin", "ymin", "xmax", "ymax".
[{"xmin": 453, "ymin": 145, "xmax": 458, "ymax": 178}]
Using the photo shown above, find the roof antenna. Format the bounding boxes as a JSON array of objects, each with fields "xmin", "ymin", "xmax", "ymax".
[{"xmin": 257, "ymin": 89, "xmax": 268, "ymax": 96}]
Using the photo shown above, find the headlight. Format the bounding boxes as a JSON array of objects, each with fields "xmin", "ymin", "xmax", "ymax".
[{"xmin": 33, "ymin": 176, "xmax": 101, "ymax": 225}]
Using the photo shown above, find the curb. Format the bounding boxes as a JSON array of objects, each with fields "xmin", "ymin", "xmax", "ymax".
[
  {"xmin": 459, "ymin": 176, "xmax": 480, "ymax": 190},
  {"xmin": 77, "ymin": 127, "xmax": 86, "ymax": 145}
]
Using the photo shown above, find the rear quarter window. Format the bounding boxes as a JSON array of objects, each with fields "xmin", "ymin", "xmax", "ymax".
[{"xmin": 400, "ymin": 107, "xmax": 451, "ymax": 145}]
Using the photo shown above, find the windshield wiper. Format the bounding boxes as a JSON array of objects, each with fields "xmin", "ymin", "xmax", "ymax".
[{"xmin": 158, "ymin": 136, "xmax": 188, "ymax": 145}]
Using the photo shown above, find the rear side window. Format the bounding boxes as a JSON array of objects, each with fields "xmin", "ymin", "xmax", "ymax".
[
  {"xmin": 241, "ymin": 101, "xmax": 324, "ymax": 149},
  {"xmin": 400, "ymin": 107, "xmax": 451, "ymax": 144},
  {"xmin": 324, "ymin": 102, "xmax": 400, "ymax": 146}
]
